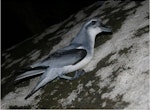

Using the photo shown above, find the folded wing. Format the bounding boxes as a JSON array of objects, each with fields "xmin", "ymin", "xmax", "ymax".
[{"xmin": 32, "ymin": 48, "xmax": 87, "ymax": 68}]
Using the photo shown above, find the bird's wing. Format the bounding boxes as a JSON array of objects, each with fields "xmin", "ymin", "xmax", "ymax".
[
  {"xmin": 40, "ymin": 47, "xmax": 87, "ymax": 67},
  {"xmin": 25, "ymin": 48, "xmax": 87, "ymax": 99},
  {"xmin": 57, "ymin": 43, "xmax": 82, "ymax": 52}
]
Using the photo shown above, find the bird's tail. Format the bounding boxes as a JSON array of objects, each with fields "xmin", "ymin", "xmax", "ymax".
[
  {"xmin": 15, "ymin": 69, "xmax": 46, "ymax": 81},
  {"xmin": 25, "ymin": 68, "xmax": 59, "ymax": 99}
]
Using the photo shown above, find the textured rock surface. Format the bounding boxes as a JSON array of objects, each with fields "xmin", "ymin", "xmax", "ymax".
[{"xmin": 1, "ymin": 0, "xmax": 149, "ymax": 109}]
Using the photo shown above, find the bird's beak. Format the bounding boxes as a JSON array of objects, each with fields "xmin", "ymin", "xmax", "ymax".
[{"xmin": 100, "ymin": 26, "xmax": 112, "ymax": 32}]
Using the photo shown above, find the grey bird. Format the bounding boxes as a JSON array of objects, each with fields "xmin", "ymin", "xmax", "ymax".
[{"xmin": 15, "ymin": 18, "xmax": 112, "ymax": 99}]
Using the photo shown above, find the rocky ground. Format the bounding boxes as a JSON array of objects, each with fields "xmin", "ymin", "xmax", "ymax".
[{"xmin": 1, "ymin": 0, "xmax": 149, "ymax": 109}]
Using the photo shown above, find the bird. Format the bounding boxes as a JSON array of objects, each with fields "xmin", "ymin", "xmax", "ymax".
[{"xmin": 15, "ymin": 18, "xmax": 112, "ymax": 99}]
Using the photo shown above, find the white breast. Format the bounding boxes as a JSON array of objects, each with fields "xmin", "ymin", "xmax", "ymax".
[{"xmin": 63, "ymin": 54, "xmax": 93, "ymax": 73}]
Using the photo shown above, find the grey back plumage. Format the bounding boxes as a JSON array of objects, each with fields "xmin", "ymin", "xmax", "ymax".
[{"xmin": 41, "ymin": 48, "xmax": 87, "ymax": 67}]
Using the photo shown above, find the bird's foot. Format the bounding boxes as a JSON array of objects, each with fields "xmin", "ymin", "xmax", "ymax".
[
  {"xmin": 72, "ymin": 69, "xmax": 85, "ymax": 80},
  {"xmin": 58, "ymin": 69, "xmax": 85, "ymax": 80}
]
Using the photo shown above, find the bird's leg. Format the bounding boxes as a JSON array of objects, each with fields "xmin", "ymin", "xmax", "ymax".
[
  {"xmin": 59, "ymin": 74, "xmax": 73, "ymax": 80},
  {"xmin": 58, "ymin": 69, "xmax": 85, "ymax": 80},
  {"xmin": 72, "ymin": 69, "xmax": 85, "ymax": 80}
]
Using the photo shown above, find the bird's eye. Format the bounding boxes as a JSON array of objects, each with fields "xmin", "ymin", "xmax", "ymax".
[{"xmin": 91, "ymin": 20, "xmax": 97, "ymax": 25}]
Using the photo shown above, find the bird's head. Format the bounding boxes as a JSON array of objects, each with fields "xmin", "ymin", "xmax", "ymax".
[
  {"xmin": 84, "ymin": 18, "xmax": 112, "ymax": 37},
  {"xmin": 71, "ymin": 18, "xmax": 112, "ymax": 46}
]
